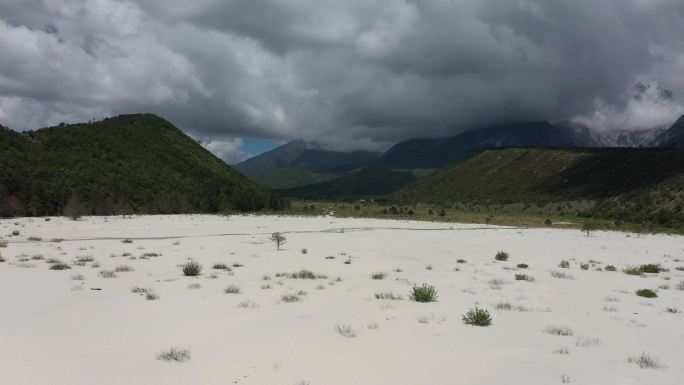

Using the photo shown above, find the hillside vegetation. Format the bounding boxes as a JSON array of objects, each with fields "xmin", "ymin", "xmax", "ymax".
[
  {"xmin": 0, "ymin": 114, "xmax": 282, "ymax": 217},
  {"xmin": 395, "ymin": 148, "xmax": 684, "ymax": 228}
]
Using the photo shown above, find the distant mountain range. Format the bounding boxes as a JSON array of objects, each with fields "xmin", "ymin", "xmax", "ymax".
[
  {"xmin": 235, "ymin": 141, "xmax": 381, "ymax": 188},
  {"xmin": 256, "ymin": 116, "xmax": 682, "ymax": 195},
  {"xmin": 0, "ymin": 114, "xmax": 281, "ymax": 217}
]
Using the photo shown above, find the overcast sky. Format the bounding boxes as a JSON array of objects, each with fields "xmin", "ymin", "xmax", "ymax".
[{"xmin": 1, "ymin": 0, "xmax": 684, "ymax": 162}]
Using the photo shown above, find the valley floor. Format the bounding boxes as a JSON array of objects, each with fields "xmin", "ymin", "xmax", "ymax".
[{"xmin": 0, "ymin": 215, "xmax": 683, "ymax": 385}]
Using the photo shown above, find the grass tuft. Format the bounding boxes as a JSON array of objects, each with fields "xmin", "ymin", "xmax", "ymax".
[
  {"xmin": 181, "ymin": 260, "xmax": 202, "ymax": 276},
  {"xmin": 494, "ymin": 251, "xmax": 509, "ymax": 261},
  {"xmin": 635, "ymin": 288, "xmax": 657, "ymax": 298},
  {"xmin": 157, "ymin": 347, "xmax": 191, "ymax": 362}
]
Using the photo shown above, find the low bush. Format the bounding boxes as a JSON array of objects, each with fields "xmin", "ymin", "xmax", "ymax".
[
  {"xmin": 559, "ymin": 260, "xmax": 571, "ymax": 269},
  {"xmin": 157, "ymin": 347, "xmax": 191, "ymax": 362},
  {"xmin": 635, "ymin": 289, "xmax": 657, "ymax": 298},
  {"xmin": 462, "ymin": 307, "xmax": 492, "ymax": 326},
  {"xmin": 516, "ymin": 263, "xmax": 528, "ymax": 269},
  {"xmin": 182, "ymin": 260, "xmax": 202, "ymax": 276},
  {"xmin": 50, "ymin": 262, "xmax": 71, "ymax": 270},
  {"xmin": 224, "ymin": 285, "xmax": 241, "ymax": 294},
  {"xmin": 409, "ymin": 284, "xmax": 438, "ymax": 303},
  {"xmin": 604, "ymin": 265, "xmax": 617, "ymax": 271},
  {"xmin": 371, "ymin": 272, "xmax": 387, "ymax": 280},
  {"xmin": 495, "ymin": 251, "xmax": 509, "ymax": 261}
]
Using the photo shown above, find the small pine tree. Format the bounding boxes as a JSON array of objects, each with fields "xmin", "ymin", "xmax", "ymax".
[{"xmin": 271, "ymin": 232, "xmax": 286, "ymax": 250}]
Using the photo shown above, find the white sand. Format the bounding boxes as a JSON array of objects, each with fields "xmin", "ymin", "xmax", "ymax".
[{"xmin": 0, "ymin": 214, "xmax": 682, "ymax": 385}]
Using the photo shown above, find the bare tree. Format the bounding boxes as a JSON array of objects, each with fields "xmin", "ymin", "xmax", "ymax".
[
  {"xmin": 63, "ymin": 193, "xmax": 84, "ymax": 221},
  {"xmin": 271, "ymin": 232, "xmax": 286, "ymax": 250}
]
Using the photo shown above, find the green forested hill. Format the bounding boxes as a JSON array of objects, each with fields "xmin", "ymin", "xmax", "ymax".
[
  {"xmin": 394, "ymin": 148, "xmax": 684, "ymax": 227},
  {"xmin": 0, "ymin": 114, "xmax": 282, "ymax": 217}
]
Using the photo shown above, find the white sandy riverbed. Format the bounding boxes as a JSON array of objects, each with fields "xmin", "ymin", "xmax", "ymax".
[{"xmin": 0, "ymin": 214, "xmax": 682, "ymax": 385}]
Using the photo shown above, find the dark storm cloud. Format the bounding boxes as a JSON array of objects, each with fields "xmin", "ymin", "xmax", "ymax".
[{"xmin": 1, "ymin": 0, "xmax": 684, "ymax": 158}]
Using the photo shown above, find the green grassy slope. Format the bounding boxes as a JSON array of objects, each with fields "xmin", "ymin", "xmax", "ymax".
[
  {"xmin": 0, "ymin": 114, "xmax": 282, "ymax": 216},
  {"xmin": 394, "ymin": 148, "xmax": 684, "ymax": 227}
]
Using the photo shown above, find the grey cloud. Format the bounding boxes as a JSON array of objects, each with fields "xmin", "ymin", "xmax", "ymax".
[{"xmin": 0, "ymin": 0, "xmax": 683, "ymax": 151}]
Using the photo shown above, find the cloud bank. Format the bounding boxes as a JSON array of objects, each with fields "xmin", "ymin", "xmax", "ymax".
[{"xmin": 1, "ymin": 0, "xmax": 683, "ymax": 151}]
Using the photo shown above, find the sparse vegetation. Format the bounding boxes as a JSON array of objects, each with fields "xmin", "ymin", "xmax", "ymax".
[
  {"xmin": 559, "ymin": 260, "xmax": 571, "ymax": 268},
  {"xmin": 494, "ymin": 251, "xmax": 509, "ymax": 261},
  {"xmin": 544, "ymin": 326, "xmax": 574, "ymax": 336},
  {"xmin": 457, "ymin": 259, "xmax": 467, "ymax": 264},
  {"xmin": 49, "ymin": 261, "xmax": 71, "ymax": 270},
  {"xmin": 628, "ymin": 353, "xmax": 663, "ymax": 369},
  {"xmin": 371, "ymin": 272, "xmax": 387, "ymax": 280},
  {"xmin": 604, "ymin": 265, "xmax": 617, "ymax": 271},
  {"xmin": 288, "ymin": 269, "xmax": 327, "ymax": 279},
  {"xmin": 157, "ymin": 347, "xmax": 191, "ymax": 362},
  {"xmin": 550, "ymin": 270, "xmax": 573, "ymax": 279},
  {"xmin": 212, "ymin": 263, "xmax": 231, "ymax": 271},
  {"xmin": 281, "ymin": 294, "xmax": 300, "ymax": 303},
  {"xmin": 409, "ymin": 284, "xmax": 438, "ymax": 303},
  {"xmin": 334, "ymin": 324, "xmax": 357, "ymax": 337},
  {"xmin": 375, "ymin": 292, "xmax": 403, "ymax": 300},
  {"xmin": 224, "ymin": 285, "xmax": 241, "ymax": 294},
  {"xmin": 114, "ymin": 265, "xmax": 134, "ymax": 272},
  {"xmin": 121, "ymin": 239, "xmax": 133, "ymax": 244},
  {"xmin": 462, "ymin": 307, "xmax": 492, "ymax": 326},
  {"xmin": 99, "ymin": 270, "xmax": 117, "ymax": 278},
  {"xmin": 182, "ymin": 260, "xmax": 202, "ymax": 276},
  {"xmin": 517, "ymin": 263, "xmax": 528, "ymax": 269},
  {"xmin": 580, "ymin": 263, "xmax": 589, "ymax": 270},
  {"xmin": 514, "ymin": 273, "xmax": 533, "ymax": 281}
]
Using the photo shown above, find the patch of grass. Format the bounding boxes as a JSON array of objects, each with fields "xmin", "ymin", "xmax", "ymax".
[
  {"xmin": 99, "ymin": 270, "xmax": 117, "ymax": 278},
  {"xmin": 121, "ymin": 239, "xmax": 133, "ymax": 243},
  {"xmin": 157, "ymin": 347, "xmax": 191, "ymax": 362},
  {"xmin": 457, "ymin": 259, "xmax": 467, "ymax": 264},
  {"xmin": 495, "ymin": 302, "xmax": 530, "ymax": 312},
  {"xmin": 11, "ymin": 230, "xmax": 20, "ymax": 236},
  {"xmin": 232, "ymin": 263, "xmax": 244, "ymax": 268},
  {"xmin": 146, "ymin": 290, "xmax": 159, "ymax": 300},
  {"xmin": 212, "ymin": 263, "xmax": 231, "ymax": 271},
  {"xmin": 186, "ymin": 283, "xmax": 201, "ymax": 289},
  {"xmin": 142, "ymin": 252, "xmax": 161, "ymax": 257},
  {"xmin": 628, "ymin": 353, "xmax": 663, "ymax": 369},
  {"xmin": 516, "ymin": 263, "xmax": 528, "ymax": 269},
  {"xmin": 114, "ymin": 265, "xmax": 134, "ymax": 272},
  {"xmin": 371, "ymin": 272, "xmax": 387, "ymax": 280},
  {"xmin": 281, "ymin": 294, "xmax": 300, "ymax": 303},
  {"xmin": 131, "ymin": 287, "xmax": 149, "ymax": 294},
  {"xmin": 28, "ymin": 236, "xmax": 42, "ymax": 241},
  {"xmin": 374, "ymin": 292, "xmax": 403, "ymax": 300},
  {"xmin": 288, "ymin": 269, "xmax": 327, "ymax": 279},
  {"xmin": 49, "ymin": 262, "xmax": 71, "ymax": 270},
  {"xmin": 73, "ymin": 255, "xmax": 94, "ymax": 266},
  {"xmin": 301, "ymin": 248, "xmax": 308, "ymax": 254},
  {"xmin": 665, "ymin": 307, "xmax": 679, "ymax": 313},
  {"xmin": 604, "ymin": 265, "xmax": 617, "ymax": 271},
  {"xmin": 409, "ymin": 284, "xmax": 438, "ymax": 303},
  {"xmin": 550, "ymin": 270, "xmax": 573, "ymax": 279},
  {"xmin": 544, "ymin": 325, "xmax": 574, "ymax": 336},
  {"xmin": 635, "ymin": 289, "xmax": 657, "ymax": 298},
  {"xmin": 514, "ymin": 273, "xmax": 534, "ymax": 281},
  {"xmin": 71, "ymin": 274, "xmax": 85, "ymax": 281},
  {"xmin": 334, "ymin": 324, "xmax": 357, "ymax": 338},
  {"xmin": 495, "ymin": 251, "xmax": 509, "ymax": 261},
  {"xmin": 31, "ymin": 255, "xmax": 44, "ymax": 260},
  {"xmin": 580, "ymin": 263, "xmax": 589, "ymax": 270},
  {"xmin": 181, "ymin": 260, "xmax": 202, "ymax": 276},
  {"xmin": 224, "ymin": 285, "xmax": 241, "ymax": 294},
  {"xmin": 558, "ymin": 260, "xmax": 571, "ymax": 268},
  {"xmin": 462, "ymin": 307, "xmax": 492, "ymax": 326},
  {"xmin": 553, "ymin": 347, "xmax": 570, "ymax": 355},
  {"xmin": 0, "ymin": 240, "xmax": 7, "ymax": 248},
  {"xmin": 623, "ymin": 266, "xmax": 643, "ymax": 276}
]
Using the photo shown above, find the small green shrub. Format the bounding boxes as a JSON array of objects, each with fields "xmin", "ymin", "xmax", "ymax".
[
  {"xmin": 639, "ymin": 264, "xmax": 664, "ymax": 274},
  {"xmin": 559, "ymin": 260, "xmax": 570, "ymax": 268},
  {"xmin": 495, "ymin": 251, "xmax": 509, "ymax": 261},
  {"xmin": 457, "ymin": 259, "xmax": 467, "ymax": 264},
  {"xmin": 157, "ymin": 347, "xmax": 190, "ymax": 362},
  {"xmin": 635, "ymin": 289, "xmax": 657, "ymax": 298},
  {"xmin": 121, "ymin": 239, "xmax": 133, "ymax": 244},
  {"xmin": 409, "ymin": 284, "xmax": 438, "ymax": 303},
  {"xmin": 516, "ymin": 263, "xmax": 528, "ymax": 269},
  {"xmin": 374, "ymin": 292, "xmax": 403, "ymax": 300},
  {"xmin": 604, "ymin": 265, "xmax": 617, "ymax": 271},
  {"xmin": 182, "ymin": 260, "xmax": 202, "ymax": 276},
  {"xmin": 224, "ymin": 285, "xmax": 241, "ymax": 294},
  {"xmin": 462, "ymin": 307, "xmax": 492, "ymax": 326},
  {"xmin": 580, "ymin": 263, "xmax": 589, "ymax": 270}
]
